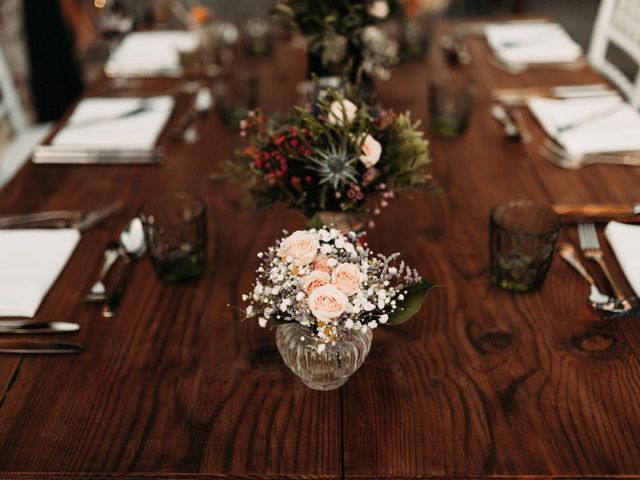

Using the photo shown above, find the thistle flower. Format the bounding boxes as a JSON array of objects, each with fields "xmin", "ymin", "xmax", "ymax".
[{"xmin": 310, "ymin": 143, "xmax": 358, "ymax": 190}]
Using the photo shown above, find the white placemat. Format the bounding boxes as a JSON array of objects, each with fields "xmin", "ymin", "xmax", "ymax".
[
  {"xmin": 51, "ymin": 96, "xmax": 174, "ymax": 151},
  {"xmin": 605, "ymin": 221, "xmax": 640, "ymax": 297},
  {"xmin": 485, "ymin": 23, "xmax": 582, "ymax": 65},
  {"xmin": 527, "ymin": 96, "xmax": 640, "ymax": 156},
  {"xmin": 0, "ymin": 229, "xmax": 80, "ymax": 317}
]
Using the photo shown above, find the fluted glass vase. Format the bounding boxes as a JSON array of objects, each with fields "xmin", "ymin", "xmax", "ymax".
[{"xmin": 276, "ymin": 323, "xmax": 372, "ymax": 391}]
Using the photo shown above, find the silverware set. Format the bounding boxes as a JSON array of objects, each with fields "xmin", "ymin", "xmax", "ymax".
[{"xmin": 557, "ymin": 223, "xmax": 635, "ymax": 314}]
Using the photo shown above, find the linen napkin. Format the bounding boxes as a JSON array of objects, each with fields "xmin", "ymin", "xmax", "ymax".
[
  {"xmin": 105, "ymin": 31, "xmax": 198, "ymax": 77},
  {"xmin": 51, "ymin": 96, "xmax": 174, "ymax": 150},
  {"xmin": 527, "ymin": 96, "xmax": 640, "ymax": 156},
  {"xmin": 0, "ymin": 229, "xmax": 80, "ymax": 317},
  {"xmin": 604, "ymin": 221, "xmax": 640, "ymax": 297},
  {"xmin": 485, "ymin": 23, "xmax": 583, "ymax": 65}
]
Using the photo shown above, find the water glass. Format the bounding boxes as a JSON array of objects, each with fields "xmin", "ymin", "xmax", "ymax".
[
  {"xmin": 490, "ymin": 200, "xmax": 561, "ymax": 293},
  {"xmin": 429, "ymin": 78, "xmax": 473, "ymax": 138},
  {"xmin": 139, "ymin": 193, "xmax": 207, "ymax": 283}
]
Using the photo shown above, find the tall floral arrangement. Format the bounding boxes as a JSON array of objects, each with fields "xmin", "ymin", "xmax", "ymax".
[
  {"xmin": 229, "ymin": 91, "xmax": 435, "ymax": 224},
  {"xmin": 274, "ymin": 0, "xmax": 400, "ymax": 83}
]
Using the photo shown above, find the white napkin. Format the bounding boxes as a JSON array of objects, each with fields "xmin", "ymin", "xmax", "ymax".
[
  {"xmin": 51, "ymin": 96, "xmax": 174, "ymax": 150},
  {"xmin": 527, "ymin": 96, "xmax": 640, "ymax": 156},
  {"xmin": 485, "ymin": 23, "xmax": 583, "ymax": 65},
  {"xmin": 105, "ymin": 31, "xmax": 198, "ymax": 77},
  {"xmin": 605, "ymin": 221, "xmax": 640, "ymax": 297},
  {"xmin": 0, "ymin": 229, "xmax": 80, "ymax": 317}
]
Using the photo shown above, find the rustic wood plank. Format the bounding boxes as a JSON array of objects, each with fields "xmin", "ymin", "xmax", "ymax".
[
  {"xmin": 0, "ymin": 40, "xmax": 341, "ymax": 479},
  {"xmin": 341, "ymin": 25, "xmax": 640, "ymax": 479}
]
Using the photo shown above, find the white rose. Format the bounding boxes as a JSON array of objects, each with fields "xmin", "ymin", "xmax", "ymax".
[
  {"xmin": 277, "ymin": 231, "xmax": 319, "ymax": 266},
  {"xmin": 360, "ymin": 134, "xmax": 382, "ymax": 168},
  {"xmin": 328, "ymin": 99, "xmax": 357, "ymax": 125},
  {"xmin": 368, "ymin": 0, "xmax": 390, "ymax": 19},
  {"xmin": 307, "ymin": 284, "xmax": 349, "ymax": 321},
  {"xmin": 301, "ymin": 270, "xmax": 331, "ymax": 294},
  {"xmin": 331, "ymin": 262, "xmax": 363, "ymax": 296}
]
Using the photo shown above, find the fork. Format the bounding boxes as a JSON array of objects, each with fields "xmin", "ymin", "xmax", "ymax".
[
  {"xmin": 539, "ymin": 138, "xmax": 640, "ymax": 170},
  {"xmin": 577, "ymin": 222, "xmax": 632, "ymax": 311}
]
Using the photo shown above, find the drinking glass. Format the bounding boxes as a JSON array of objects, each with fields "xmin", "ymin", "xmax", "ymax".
[
  {"xmin": 139, "ymin": 193, "xmax": 207, "ymax": 282},
  {"xmin": 490, "ymin": 200, "xmax": 561, "ymax": 293},
  {"xmin": 429, "ymin": 77, "xmax": 473, "ymax": 138}
]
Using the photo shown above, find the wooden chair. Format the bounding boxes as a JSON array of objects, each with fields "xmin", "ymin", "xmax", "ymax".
[
  {"xmin": 0, "ymin": 45, "xmax": 51, "ymax": 188},
  {"xmin": 589, "ymin": 0, "xmax": 640, "ymax": 108}
]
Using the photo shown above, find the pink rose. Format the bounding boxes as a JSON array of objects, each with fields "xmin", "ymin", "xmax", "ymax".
[
  {"xmin": 278, "ymin": 231, "xmax": 319, "ymax": 266},
  {"xmin": 312, "ymin": 254, "xmax": 332, "ymax": 273},
  {"xmin": 331, "ymin": 263, "xmax": 363, "ymax": 296},
  {"xmin": 308, "ymin": 285, "xmax": 348, "ymax": 321},
  {"xmin": 328, "ymin": 99, "xmax": 357, "ymax": 125},
  {"xmin": 360, "ymin": 134, "xmax": 382, "ymax": 168},
  {"xmin": 368, "ymin": 0, "xmax": 390, "ymax": 18},
  {"xmin": 301, "ymin": 270, "xmax": 331, "ymax": 294}
]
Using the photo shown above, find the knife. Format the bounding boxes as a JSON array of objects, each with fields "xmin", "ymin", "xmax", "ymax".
[
  {"xmin": 32, "ymin": 147, "xmax": 164, "ymax": 165},
  {"xmin": 0, "ymin": 201, "xmax": 122, "ymax": 231},
  {"xmin": 0, "ymin": 321, "xmax": 79, "ymax": 334},
  {"xmin": 0, "ymin": 341, "xmax": 84, "ymax": 354},
  {"xmin": 553, "ymin": 203, "xmax": 640, "ymax": 218},
  {"xmin": 72, "ymin": 201, "xmax": 123, "ymax": 232}
]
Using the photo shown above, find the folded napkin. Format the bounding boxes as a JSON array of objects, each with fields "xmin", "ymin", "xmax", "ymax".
[
  {"xmin": 605, "ymin": 221, "xmax": 640, "ymax": 297},
  {"xmin": 0, "ymin": 229, "xmax": 80, "ymax": 317},
  {"xmin": 528, "ymin": 96, "xmax": 640, "ymax": 156},
  {"xmin": 106, "ymin": 31, "xmax": 198, "ymax": 77},
  {"xmin": 51, "ymin": 96, "xmax": 174, "ymax": 150},
  {"xmin": 485, "ymin": 23, "xmax": 583, "ymax": 65}
]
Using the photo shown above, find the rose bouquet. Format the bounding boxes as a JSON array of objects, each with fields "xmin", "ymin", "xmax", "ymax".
[
  {"xmin": 274, "ymin": 0, "xmax": 400, "ymax": 84},
  {"xmin": 230, "ymin": 91, "xmax": 435, "ymax": 227},
  {"xmin": 242, "ymin": 228, "xmax": 435, "ymax": 351}
]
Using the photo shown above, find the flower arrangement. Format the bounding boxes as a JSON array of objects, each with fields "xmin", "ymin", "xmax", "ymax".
[
  {"xmin": 242, "ymin": 228, "xmax": 436, "ymax": 352},
  {"xmin": 274, "ymin": 0, "xmax": 400, "ymax": 82},
  {"xmin": 230, "ymin": 91, "xmax": 435, "ymax": 224}
]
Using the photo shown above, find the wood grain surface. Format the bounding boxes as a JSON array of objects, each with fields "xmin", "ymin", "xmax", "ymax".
[{"xmin": 0, "ymin": 21, "xmax": 639, "ymax": 479}]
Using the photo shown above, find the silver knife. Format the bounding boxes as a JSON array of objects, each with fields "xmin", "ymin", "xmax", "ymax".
[
  {"xmin": 72, "ymin": 200, "xmax": 123, "ymax": 232},
  {"xmin": 0, "ymin": 341, "xmax": 84, "ymax": 354},
  {"xmin": 32, "ymin": 147, "xmax": 164, "ymax": 165},
  {"xmin": 0, "ymin": 201, "xmax": 122, "ymax": 231},
  {"xmin": 0, "ymin": 321, "xmax": 79, "ymax": 334}
]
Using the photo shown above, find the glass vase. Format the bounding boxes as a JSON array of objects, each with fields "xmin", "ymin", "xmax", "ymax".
[
  {"xmin": 315, "ymin": 211, "xmax": 369, "ymax": 234},
  {"xmin": 276, "ymin": 323, "xmax": 372, "ymax": 391}
]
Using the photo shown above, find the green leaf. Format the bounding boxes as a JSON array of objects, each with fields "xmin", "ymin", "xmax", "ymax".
[
  {"xmin": 271, "ymin": 317, "xmax": 292, "ymax": 326},
  {"xmin": 386, "ymin": 279, "xmax": 440, "ymax": 325},
  {"xmin": 307, "ymin": 212, "xmax": 325, "ymax": 230}
]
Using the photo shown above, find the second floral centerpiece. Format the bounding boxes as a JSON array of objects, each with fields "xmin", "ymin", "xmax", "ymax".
[
  {"xmin": 242, "ymin": 227, "xmax": 436, "ymax": 390},
  {"xmin": 231, "ymin": 91, "xmax": 434, "ymax": 231}
]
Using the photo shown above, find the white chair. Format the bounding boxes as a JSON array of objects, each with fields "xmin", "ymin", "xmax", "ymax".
[
  {"xmin": 589, "ymin": 0, "xmax": 640, "ymax": 109},
  {"xmin": 0, "ymin": 45, "xmax": 51, "ymax": 189}
]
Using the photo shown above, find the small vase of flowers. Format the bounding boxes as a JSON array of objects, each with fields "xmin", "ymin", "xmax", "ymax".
[
  {"xmin": 241, "ymin": 228, "xmax": 437, "ymax": 390},
  {"xmin": 230, "ymin": 90, "xmax": 435, "ymax": 231}
]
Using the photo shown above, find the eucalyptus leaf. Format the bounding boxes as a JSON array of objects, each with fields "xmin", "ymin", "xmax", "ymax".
[
  {"xmin": 308, "ymin": 212, "xmax": 324, "ymax": 230},
  {"xmin": 386, "ymin": 279, "xmax": 440, "ymax": 325}
]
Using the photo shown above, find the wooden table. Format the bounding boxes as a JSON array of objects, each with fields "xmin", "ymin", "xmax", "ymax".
[{"xmin": 1, "ymin": 22, "xmax": 640, "ymax": 479}]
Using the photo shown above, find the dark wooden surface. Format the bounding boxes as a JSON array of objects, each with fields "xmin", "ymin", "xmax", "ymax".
[{"xmin": 1, "ymin": 21, "xmax": 640, "ymax": 479}]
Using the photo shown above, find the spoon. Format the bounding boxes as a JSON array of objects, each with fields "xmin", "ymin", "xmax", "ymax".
[
  {"xmin": 101, "ymin": 218, "xmax": 146, "ymax": 318},
  {"xmin": 557, "ymin": 243, "xmax": 629, "ymax": 313},
  {"xmin": 84, "ymin": 241, "xmax": 120, "ymax": 303}
]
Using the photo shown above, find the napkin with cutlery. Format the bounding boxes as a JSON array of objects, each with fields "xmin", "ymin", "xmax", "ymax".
[
  {"xmin": 0, "ymin": 229, "xmax": 80, "ymax": 317},
  {"xmin": 605, "ymin": 221, "xmax": 640, "ymax": 297},
  {"xmin": 485, "ymin": 22, "xmax": 583, "ymax": 65},
  {"xmin": 51, "ymin": 96, "xmax": 174, "ymax": 151},
  {"xmin": 105, "ymin": 31, "xmax": 198, "ymax": 77},
  {"xmin": 527, "ymin": 96, "xmax": 640, "ymax": 156}
]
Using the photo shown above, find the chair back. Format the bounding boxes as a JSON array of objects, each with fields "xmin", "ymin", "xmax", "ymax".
[
  {"xmin": 0, "ymin": 45, "xmax": 28, "ymax": 135},
  {"xmin": 589, "ymin": 0, "xmax": 640, "ymax": 108}
]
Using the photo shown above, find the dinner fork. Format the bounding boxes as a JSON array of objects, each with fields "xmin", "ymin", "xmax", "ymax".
[
  {"xmin": 539, "ymin": 138, "xmax": 640, "ymax": 170},
  {"xmin": 577, "ymin": 222, "xmax": 632, "ymax": 311}
]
